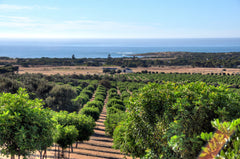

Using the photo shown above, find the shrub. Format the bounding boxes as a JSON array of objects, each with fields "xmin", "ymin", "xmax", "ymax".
[
  {"xmin": 114, "ymin": 82, "xmax": 240, "ymax": 158},
  {"xmin": 80, "ymin": 107, "xmax": 100, "ymax": 121},
  {"xmin": 112, "ymin": 104, "xmax": 125, "ymax": 111},
  {"xmin": 107, "ymin": 99, "xmax": 123, "ymax": 108},
  {"xmin": 0, "ymin": 88, "xmax": 55, "ymax": 158},
  {"xmin": 85, "ymin": 101, "xmax": 104, "ymax": 112},
  {"xmin": 105, "ymin": 112, "xmax": 127, "ymax": 136},
  {"xmin": 94, "ymin": 95, "xmax": 105, "ymax": 103},
  {"xmin": 46, "ymin": 84, "xmax": 77, "ymax": 112}
]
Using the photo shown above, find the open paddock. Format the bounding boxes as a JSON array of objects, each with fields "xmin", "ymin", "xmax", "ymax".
[{"xmin": 18, "ymin": 65, "xmax": 240, "ymax": 75}]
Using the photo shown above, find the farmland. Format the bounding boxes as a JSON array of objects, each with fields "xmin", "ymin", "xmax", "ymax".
[
  {"xmin": 0, "ymin": 58, "xmax": 240, "ymax": 158},
  {"xmin": 15, "ymin": 65, "xmax": 240, "ymax": 75}
]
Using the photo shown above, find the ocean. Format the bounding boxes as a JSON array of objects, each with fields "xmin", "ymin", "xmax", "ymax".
[{"xmin": 0, "ymin": 38, "xmax": 240, "ymax": 58}]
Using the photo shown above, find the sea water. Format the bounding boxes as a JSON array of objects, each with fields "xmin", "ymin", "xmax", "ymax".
[{"xmin": 0, "ymin": 38, "xmax": 240, "ymax": 58}]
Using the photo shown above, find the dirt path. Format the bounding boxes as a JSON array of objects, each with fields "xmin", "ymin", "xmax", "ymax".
[
  {"xmin": 70, "ymin": 105, "xmax": 128, "ymax": 159},
  {"xmin": 68, "ymin": 90, "xmax": 129, "ymax": 159}
]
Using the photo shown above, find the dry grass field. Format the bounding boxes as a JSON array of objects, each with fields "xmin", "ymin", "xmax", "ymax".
[
  {"xmin": 18, "ymin": 65, "xmax": 240, "ymax": 75},
  {"xmin": 18, "ymin": 66, "xmax": 121, "ymax": 75}
]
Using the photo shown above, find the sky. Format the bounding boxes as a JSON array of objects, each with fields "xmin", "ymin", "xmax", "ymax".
[{"xmin": 0, "ymin": 0, "xmax": 239, "ymax": 39}]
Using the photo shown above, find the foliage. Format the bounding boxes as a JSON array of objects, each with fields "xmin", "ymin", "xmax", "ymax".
[
  {"xmin": 200, "ymin": 118, "xmax": 240, "ymax": 159},
  {"xmin": 0, "ymin": 88, "xmax": 54, "ymax": 158},
  {"xmin": 104, "ymin": 85, "xmax": 127, "ymax": 137},
  {"xmin": 55, "ymin": 125, "xmax": 78, "ymax": 149},
  {"xmin": 46, "ymin": 84, "xmax": 78, "ymax": 112},
  {"xmin": 73, "ymin": 84, "xmax": 96, "ymax": 109},
  {"xmin": 0, "ymin": 65, "xmax": 19, "ymax": 74},
  {"xmin": 107, "ymin": 99, "xmax": 123, "ymax": 108},
  {"xmin": 114, "ymin": 82, "xmax": 240, "ymax": 158},
  {"xmin": 69, "ymin": 113, "xmax": 95, "ymax": 142},
  {"xmin": 52, "ymin": 111, "xmax": 95, "ymax": 143},
  {"xmin": 85, "ymin": 101, "xmax": 104, "ymax": 112},
  {"xmin": 80, "ymin": 106, "xmax": 100, "ymax": 121},
  {"xmin": 105, "ymin": 111, "xmax": 126, "ymax": 136},
  {"xmin": 0, "ymin": 77, "xmax": 23, "ymax": 94},
  {"xmin": 78, "ymin": 84, "xmax": 107, "ymax": 121},
  {"xmin": 99, "ymin": 79, "xmax": 112, "ymax": 89}
]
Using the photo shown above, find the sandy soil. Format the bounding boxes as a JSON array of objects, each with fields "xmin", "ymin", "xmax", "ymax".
[{"xmin": 18, "ymin": 65, "xmax": 240, "ymax": 75}]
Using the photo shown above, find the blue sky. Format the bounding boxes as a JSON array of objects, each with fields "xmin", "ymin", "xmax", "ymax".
[{"xmin": 0, "ymin": 0, "xmax": 239, "ymax": 38}]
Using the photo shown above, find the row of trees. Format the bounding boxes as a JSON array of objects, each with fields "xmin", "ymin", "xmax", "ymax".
[
  {"xmin": 0, "ymin": 83, "xmax": 110, "ymax": 158},
  {"xmin": 104, "ymin": 87, "xmax": 127, "ymax": 136},
  {"xmin": 112, "ymin": 82, "xmax": 240, "ymax": 158},
  {"xmin": 73, "ymin": 84, "xmax": 96, "ymax": 111},
  {"xmin": 0, "ymin": 65, "xmax": 19, "ymax": 74},
  {"xmin": 0, "ymin": 88, "xmax": 97, "ymax": 159},
  {"xmin": 79, "ymin": 85, "xmax": 107, "ymax": 121},
  {"xmin": 119, "ymin": 72, "xmax": 240, "ymax": 86},
  {"xmin": 0, "ymin": 73, "xmax": 107, "ymax": 113},
  {"xmin": 2, "ymin": 52, "xmax": 240, "ymax": 68}
]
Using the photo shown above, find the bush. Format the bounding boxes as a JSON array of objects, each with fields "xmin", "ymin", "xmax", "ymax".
[
  {"xmin": 94, "ymin": 95, "xmax": 105, "ymax": 103},
  {"xmin": 107, "ymin": 107, "xmax": 124, "ymax": 115},
  {"xmin": 55, "ymin": 125, "xmax": 78, "ymax": 150},
  {"xmin": 107, "ymin": 99, "xmax": 123, "ymax": 108},
  {"xmin": 81, "ymin": 89, "xmax": 94, "ymax": 99},
  {"xmin": 85, "ymin": 101, "xmax": 104, "ymax": 112},
  {"xmin": 46, "ymin": 84, "xmax": 77, "ymax": 112},
  {"xmin": 76, "ymin": 86, "xmax": 82, "ymax": 95},
  {"xmin": 105, "ymin": 112, "xmax": 126, "ymax": 136},
  {"xmin": 0, "ymin": 77, "xmax": 24, "ymax": 94},
  {"xmin": 73, "ymin": 94, "xmax": 89, "ymax": 108},
  {"xmin": 80, "ymin": 107, "xmax": 100, "ymax": 121},
  {"xmin": 68, "ymin": 113, "xmax": 95, "ymax": 142},
  {"xmin": 0, "ymin": 88, "xmax": 55, "ymax": 158},
  {"xmin": 114, "ymin": 82, "xmax": 240, "ymax": 158},
  {"xmin": 108, "ymin": 92, "xmax": 120, "ymax": 99},
  {"xmin": 112, "ymin": 104, "xmax": 125, "ymax": 111}
]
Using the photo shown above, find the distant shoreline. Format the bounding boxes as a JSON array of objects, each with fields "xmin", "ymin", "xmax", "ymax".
[
  {"xmin": 1, "ymin": 51, "xmax": 240, "ymax": 59},
  {"xmin": 132, "ymin": 51, "xmax": 240, "ymax": 57},
  {"xmin": 0, "ymin": 38, "xmax": 240, "ymax": 58}
]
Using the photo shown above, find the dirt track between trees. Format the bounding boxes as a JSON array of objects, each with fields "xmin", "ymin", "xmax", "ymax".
[
  {"xmin": 67, "ymin": 105, "xmax": 129, "ymax": 159},
  {"xmin": 0, "ymin": 97, "xmax": 129, "ymax": 159}
]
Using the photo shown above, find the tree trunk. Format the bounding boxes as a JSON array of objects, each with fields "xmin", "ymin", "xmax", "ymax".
[
  {"xmin": 61, "ymin": 148, "xmax": 64, "ymax": 158},
  {"xmin": 45, "ymin": 149, "xmax": 47, "ymax": 159},
  {"xmin": 54, "ymin": 144, "xmax": 56, "ymax": 159},
  {"xmin": 71, "ymin": 144, "xmax": 73, "ymax": 153},
  {"xmin": 68, "ymin": 147, "xmax": 70, "ymax": 159},
  {"xmin": 75, "ymin": 142, "xmax": 78, "ymax": 148},
  {"xmin": 58, "ymin": 146, "xmax": 60, "ymax": 159},
  {"xmin": 11, "ymin": 155, "xmax": 15, "ymax": 159},
  {"xmin": 43, "ymin": 149, "xmax": 46, "ymax": 159},
  {"xmin": 39, "ymin": 150, "xmax": 43, "ymax": 159}
]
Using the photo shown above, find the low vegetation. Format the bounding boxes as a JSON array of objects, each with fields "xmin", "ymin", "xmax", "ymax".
[
  {"xmin": 0, "ymin": 57, "xmax": 240, "ymax": 158},
  {"xmin": 1, "ymin": 52, "xmax": 240, "ymax": 68}
]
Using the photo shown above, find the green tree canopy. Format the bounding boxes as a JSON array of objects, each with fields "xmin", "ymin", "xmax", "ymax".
[
  {"xmin": 46, "ymin": 84, "xmax": 77, "ymax": 112},
  {"xmin": 0, "ymin": 88, "xmax": 55, "ymax": 158},
  {"xmin": 114, "ymin": 82, "xmax": 240, "ymax": 158}
]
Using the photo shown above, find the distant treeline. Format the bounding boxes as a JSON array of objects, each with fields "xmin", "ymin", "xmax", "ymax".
[{"xmin": 1, "ymin": 52, "xmax": 240, "ymax": 68}]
